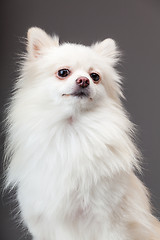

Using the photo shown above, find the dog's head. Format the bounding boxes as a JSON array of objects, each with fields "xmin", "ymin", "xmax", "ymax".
[{"xmin": 22, "ymin": 27, "xmax": 122, "ymax": 115}]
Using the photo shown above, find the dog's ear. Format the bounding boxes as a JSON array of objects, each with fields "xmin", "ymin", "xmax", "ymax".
[
  {"xmin": 92, "ymin": 39, "xmax": 120, "ymax": 65},
  {"xmin": 27, "ymin": 27, "xmax": 59, "ymax": 59}
]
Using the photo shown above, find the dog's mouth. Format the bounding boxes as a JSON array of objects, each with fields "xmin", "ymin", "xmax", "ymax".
[{"xmin": 62, "ymin": 89, "xmax": 90, "ymax": 99}]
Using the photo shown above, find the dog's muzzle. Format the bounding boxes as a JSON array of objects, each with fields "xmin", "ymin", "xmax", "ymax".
[
  {"xmin": 72, "ymin": 77, "xmax": 90, "ymax": 97},
  {"xmin": 62, "ymin": 77, "xmax": 90, "ymax": 98}
]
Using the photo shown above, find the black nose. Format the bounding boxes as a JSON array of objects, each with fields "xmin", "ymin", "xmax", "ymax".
[{"xmin": 76, "ymin": 77, "xmax": 90, "ymax": 88}]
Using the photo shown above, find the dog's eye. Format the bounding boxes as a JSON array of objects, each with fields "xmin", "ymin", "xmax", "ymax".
[
  {"xmin": 90, "ymin": 73, "xmax": 100, "ymax": 83},
  {"xmin": 57, "ymin": 69, "xmax": 71, "ymax": 78}
]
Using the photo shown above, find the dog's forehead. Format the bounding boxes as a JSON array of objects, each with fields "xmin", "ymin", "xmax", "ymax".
[{"xmin": 54, "ymin": 43, "xmax": 98, "ymax": 66}]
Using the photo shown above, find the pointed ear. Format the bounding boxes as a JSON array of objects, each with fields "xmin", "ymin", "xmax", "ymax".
[
  {"xmin": 92, "ymin": 38, "xmax": 120, "ymax": 65},
  {"xmin": 27, "ymin": 27, "xmax": 59, "ymax": 59}
]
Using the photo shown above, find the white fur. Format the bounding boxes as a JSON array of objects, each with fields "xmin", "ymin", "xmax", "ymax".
[{"xmin": 4, "ymin": 27, "xmax": 160, "ymax": 240}]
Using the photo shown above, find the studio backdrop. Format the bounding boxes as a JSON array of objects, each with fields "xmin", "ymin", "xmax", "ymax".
[{"xmin": 1, "ymin": 0, "xmax": 160, "ymax": 239}]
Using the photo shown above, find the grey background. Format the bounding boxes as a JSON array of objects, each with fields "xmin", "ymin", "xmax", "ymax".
[{"xmin": 1, "ymin": 0, "xmax": 160, "ymax": 239}]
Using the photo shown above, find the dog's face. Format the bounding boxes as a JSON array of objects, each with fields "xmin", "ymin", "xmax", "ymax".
[
  {"xmin": 45, "ymin": 44, "xmax": 107, "ymax": 105},
  {"xmin": 24, "ymin": 28, "xmax": 121, "ymax": 113}
]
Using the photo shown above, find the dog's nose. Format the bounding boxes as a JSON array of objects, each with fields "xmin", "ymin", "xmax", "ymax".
[{"xmin": 76, "ymin": 77, "xmax": 90, "ymax": 88}]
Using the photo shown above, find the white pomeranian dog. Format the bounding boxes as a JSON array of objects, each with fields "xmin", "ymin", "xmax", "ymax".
[{"xmin": 4, "ymin": 27, "xmax": 160, "ymax": 240}]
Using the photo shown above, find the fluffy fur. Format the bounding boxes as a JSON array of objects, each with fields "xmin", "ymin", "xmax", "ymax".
[{"xmin": 4, "ymin": 27, "xmax": 160, "ymax": 240}]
